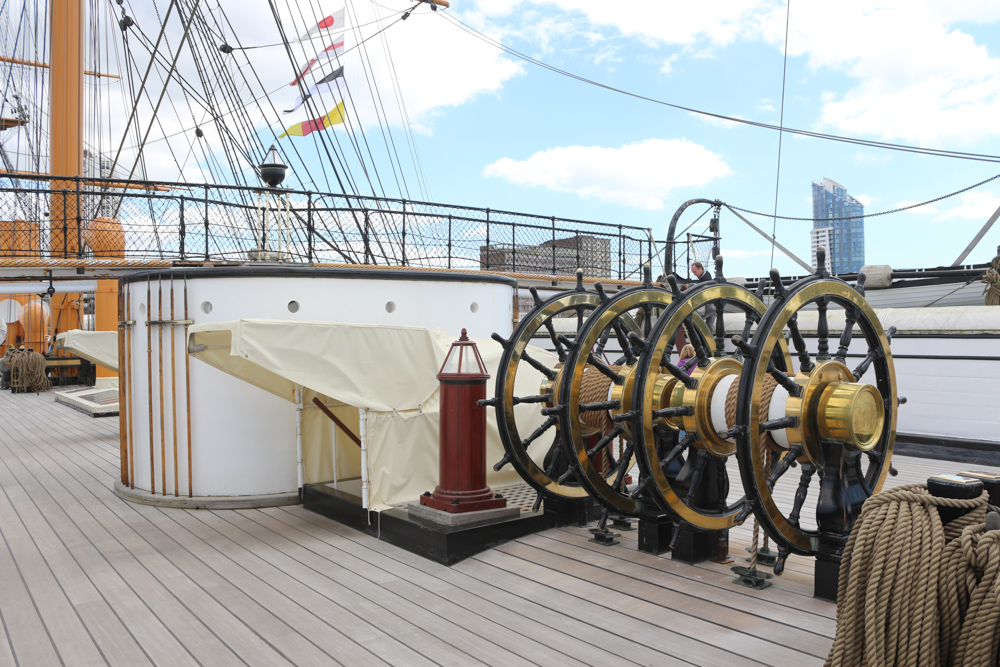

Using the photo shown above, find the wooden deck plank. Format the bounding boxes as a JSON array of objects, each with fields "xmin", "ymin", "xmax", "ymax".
[
  {"xmin": 273, "ymin": 505, "xmax": 667, "ymax": 667},
  {"xmin": 0, "ymin": 404, "xmax": 285, "ymax": 667},
  {"xmin": 3, "ymin": 389, "xmax": 997, "ymax": 667}
]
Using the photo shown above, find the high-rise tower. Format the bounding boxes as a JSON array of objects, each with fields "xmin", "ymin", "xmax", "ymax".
[{"xmin": 811, "ymin": 177, "xmax": 865, "ymax": 274}]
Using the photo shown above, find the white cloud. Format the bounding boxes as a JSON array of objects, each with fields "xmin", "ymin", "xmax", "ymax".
[
  {"xmin": 855, "ymin": 194, "xmax": 876, "ymax": 207},
  {"xmin": 661, "ymin": 54, "xmax": 679, "ymax": 74},
  {"xmin": 474, "ymin": 0, "xmax": 1000, "ymax": 145},
  {"xmin": 934, "ymin": 190, "xmax": 1000, "ymax": 221},
  {"xmin": 482, "ymin": 138, "xmax": 732, "ymax": 210}
]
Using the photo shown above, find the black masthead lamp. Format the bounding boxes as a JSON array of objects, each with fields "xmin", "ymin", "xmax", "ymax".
[{"xmin": 259, "ymin": 144, "xmax": 287, "ymax": 188}]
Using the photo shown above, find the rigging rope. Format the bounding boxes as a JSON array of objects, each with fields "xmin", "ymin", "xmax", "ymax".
[{"xmin": 824, "ymin": 483, "xmax": 990, "ymax": 667}]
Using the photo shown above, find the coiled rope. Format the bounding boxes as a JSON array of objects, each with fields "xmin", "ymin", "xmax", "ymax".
[
  {"xmin": 982, "ymin": 252, "xmax": 1000, "ymax": 306},
  {"xmin": 825, "ymin": 483, "xmax": 989, "ymax": 667},
  {"xmin": 3, "ymin": 347, "xmax": 51, "ymax": 393}
]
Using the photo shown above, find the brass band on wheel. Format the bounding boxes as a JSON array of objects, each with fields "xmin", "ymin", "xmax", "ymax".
[
  {"xmin": 739, "ymin": 279, "xmax": 896, "ymax": 555},
  {"xmin": 637, "ymin": 284, "xmax": 791, "ymax": 530},
  {"xmin": 499, "ymin": 291, "xmax": 599, "ymax": 500},
  {"xmin": 561, "ymin": 288, "xmax": 674, "ymax": 515}
]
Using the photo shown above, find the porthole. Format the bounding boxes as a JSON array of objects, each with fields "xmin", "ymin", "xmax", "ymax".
[
  {"xmin": 385, "ymin": 301, "xmax": 396, "ymax": 313},
  {"xmin": 470, "ymin": 302, "xmax": 479, "ymax": 313},
  {"xmin": 288, "ymin": 300, "xmax": 300, "ymax": 313},
  {"xmin": 201, "ymin": 301, "xmax": 213, "ymax": 314}
]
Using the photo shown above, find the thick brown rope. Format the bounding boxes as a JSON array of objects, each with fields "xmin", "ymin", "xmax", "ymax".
[
  {"xmin": 3, "ymin": 347, "xmax": 50, "ymax": 393},
  {"xmin": 580, "ymin": 366, "xmax": 620, "ymax": 433},
  {"xmin": 825, "ymin": 484, "xmax": 990, "ymax": 667}
]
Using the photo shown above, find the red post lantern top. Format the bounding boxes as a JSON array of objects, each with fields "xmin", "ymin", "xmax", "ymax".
[{"xmin": 438, "ymin": 328, "xmax": 490, "ymax": 381}]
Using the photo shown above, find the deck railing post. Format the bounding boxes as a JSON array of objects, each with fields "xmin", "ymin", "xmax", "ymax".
[
  {"xmin": 551, "ymin": 216, "xmax": 556, "ymax": 276},
  {"xmin": 364, "ymin": 209, "xmax": 370, "ymax": 264},
  {"xmin": 75, "ymin": 179, "xmax": 82, "ymax": 258},
  {"xmin": 618, "ymin": 225, "xmax": 623, "ymax": 280},
  {"xmin": 447, "ymin": 214, "xmax": 452, "ymax": 270},
  {"xmin": 179, "ymin": 195, "xmax": 186, "ymax": 260},
  {"xmin": 401, "ymin": 201, "xmax": 407, "ymax": 267},
  {"xmin": 306, "ymin": 192, "xmax": 314, "ymax": 263},
  {"xmin": 485, "ymin": 209, "xmax": 490, "ymax": 270},
  {"xmin": 203, "ymin": 185, "xmax": 209, "ymax": 261}
]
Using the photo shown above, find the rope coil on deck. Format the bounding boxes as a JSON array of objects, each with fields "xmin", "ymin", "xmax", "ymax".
[
  {"xmin": 3, "ymin": 347, "xmax": 51, "ymax": 393},
  {"xmin": 825, "ymin": 483, "xmax": 990, "ymax": 667},
  {"xmin": 982, "ymin": 253, "xmax": 1000, "ymax": 306}
]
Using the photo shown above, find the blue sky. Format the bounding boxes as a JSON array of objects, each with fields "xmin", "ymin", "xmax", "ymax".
[
  {"xmin": 359, "ymin": 0, "xmax": 1000, "ymax": 277},
  {"xmin": 112, "ymin": 0, "xmax": 1000, "ymax": 277}
]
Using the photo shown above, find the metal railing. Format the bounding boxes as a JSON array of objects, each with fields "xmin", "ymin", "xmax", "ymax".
[{"xmin": 0, "ymin": 174, "xmax": 659, "ymax": 280}]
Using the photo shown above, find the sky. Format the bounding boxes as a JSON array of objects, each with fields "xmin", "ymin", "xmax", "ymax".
[{"xmin": 7, "ymin": 0, "xmax": 1000, "ymax": 277}]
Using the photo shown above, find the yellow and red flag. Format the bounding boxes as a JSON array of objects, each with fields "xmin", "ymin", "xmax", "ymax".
[{"xmin": 279, "ymin": 102, "xmax": 347, "ymax": 138}]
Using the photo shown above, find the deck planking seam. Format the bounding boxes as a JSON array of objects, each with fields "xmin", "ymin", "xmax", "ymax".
[
  {"xmin": 270, "ymin": 506, "xmax": 678, "ymax": 667},
  {"xmin": 0, "ymin": 411, "xmax": 285, "ymax": 667}
]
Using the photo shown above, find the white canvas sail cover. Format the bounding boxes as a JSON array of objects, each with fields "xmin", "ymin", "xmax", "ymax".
[
  {"xmin": 187, "ymin": 319, "xmax": 556, "ymax": 509},
  {"xmin": 56, "ymin": 329, "xmax": 119, "ymax": 371}
]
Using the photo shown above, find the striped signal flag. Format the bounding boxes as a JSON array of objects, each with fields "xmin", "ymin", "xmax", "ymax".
[
  {"xmin": 290, "ymin": 35, "xmax": 345, "ymax": 86},
  {"xmin": 295, "ymin": 8, "xmax": 345, "ymax": 43},
  {"xmin": 279, "ymin": 102, "xmax": 348, "ymax": 138}
]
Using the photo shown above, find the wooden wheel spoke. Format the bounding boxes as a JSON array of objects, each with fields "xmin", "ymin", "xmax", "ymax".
[
  {"xmin": 580, "ymin": 400, "xmax": 620, "ymax": 413},
  {"xmin": 611, "ymin": 442, "xmax": 634, "ymax": 492},
  {"xmin": 586, "ymin": 426, "xmax": 623, "ymax": 457},
  {"xmin": 611, "ymin": 319, "xmax": 637, "ymax": 364},
  {"xmin": 542, "ymin": 318, "xmax": 568, "ymax": 362},
  {"xmin": 816, "ymin": 297, "xmax": 831, "ymax": 360},
  {"xmin": 766, "ymin": 446, "xmax": 802, "ymax": 490},
  {"xmin": 713, "ymin": 300, "xmax": 726, "ymax": 356},
  {"xmin": 522, "ymin": 351, "xmax": 558, "ymax": 380},
  {"xmin": 682, "ymin": 450, "xmax": 710, "ymax": 506},
  {"xmin": 767, "ymin": 362, "xmax": 802, "ymax": 397},
  {"xmin": 835, "ymin": 307, "xmax": 859, "ymax": 362},
  {"xmin": 511, "ymin": 394, "xmax": 551, "ymax": 405},
  {"xmin": 586, "ymin": 353, "xmax": 625, "ymax": 384},
  {"xmin": 716, "ymin": 456, "xmax": 729, "ymax": 513},
  {"xmin": 543, "ymin": 437, "xmax": 564, "ymax": 477},
  {"xmin": 594, "ymin": 326, "xmax": 612, "ymax": 358},
  {"xmin": 787, "ymin": 465, "xmax": 816, "ymax": 528},
  {"xmin": 786, "ymin": 314, "xmax": 814, "ymax": 373},
  {"xmin": 663, "ymin": 359, "xmax": 697, "ymax": 389},
  {"xmin": 759, "ymin": 416, "xmax": 798, "ymax": 432},
  {"xmin": 521, "ymin": 416, "xmax": 558, "ymax": 449}
]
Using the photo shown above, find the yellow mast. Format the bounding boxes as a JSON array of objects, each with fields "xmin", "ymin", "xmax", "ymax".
[
  {"xmin": 50, "ymin": 0, "xmax": 83, "ymax": 256},
  {"xmin": 50, "ymin": 0, "xmax": 116, "ymax": 381}
]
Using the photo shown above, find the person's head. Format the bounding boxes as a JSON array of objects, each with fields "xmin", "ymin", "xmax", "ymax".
[
  {"xmin": 691, "ymin": 261, "xmax": 705, "ymax": 278},
  {"xmin": 680, "ymin": 344, "xmax": 696, "ymax": 359}
]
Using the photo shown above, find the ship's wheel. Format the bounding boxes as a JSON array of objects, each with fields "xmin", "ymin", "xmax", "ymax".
[
  {"xmin": 629, "ymin": 266, "xmax": 792, "ymax": 535},
  {"xmin": 554, "ymin": 271, "xmax": 675, "ymax": 517},
  {"xmin": 734, "ymin": 256, "xmax": 898, "ymax": 573},
  {"xmin": 483, "ymin": 272, "xmax": 601, "ymax": 511}
]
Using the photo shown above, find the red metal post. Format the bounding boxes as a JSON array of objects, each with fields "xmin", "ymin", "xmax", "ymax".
[{"xmin": 421, "ymin": 329, "xmax": 506, "ymax": 514}]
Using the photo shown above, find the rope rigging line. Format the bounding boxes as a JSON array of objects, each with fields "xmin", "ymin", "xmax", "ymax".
[
  {"xmin": 768, "ymin": 0, "xmax": 791, "ymax": 270},
  {"xmin": 437, "ymin": 10, "xmax": 1000, "ymax": 166},
  {"xmin": 729, "ymin": 172, "xmax": 1000, "ymax": 222}
]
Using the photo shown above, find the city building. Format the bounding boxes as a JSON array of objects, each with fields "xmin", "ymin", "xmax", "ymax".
[
  {"xmin": 811, "ymin": 177, "xmax": 865, "ymax": 273},
  {"xmin": 480, "ymin": 234, "xmax": 612, "ymax": 278},
  {"xmin": 810, "ymin": 227, "xmax": 834, "ymax": 274}
]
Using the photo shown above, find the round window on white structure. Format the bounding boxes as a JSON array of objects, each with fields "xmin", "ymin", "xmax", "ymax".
[
  {"xmin": 139, "ymin": 303, "xmax": 146, "ymax": 317},
  {"xmin": 201, "ymin": 301, "xmax": 213, "ymax": 314},
  {"xmin": 470, "ymin": 302, "xmax": 479, "ymax": 313},
  {"xmin": 287, "ymin": 300, "xmax": 300, "ymax": 313},
  {"xmin": 385, "ymin": 301, "xmax": 396, "ymax": 313}
]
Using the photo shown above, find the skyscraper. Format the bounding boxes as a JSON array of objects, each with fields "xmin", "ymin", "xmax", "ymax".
[{"xmin": 811, "ymin": 177, "xmax": 865, "ymax": 274}]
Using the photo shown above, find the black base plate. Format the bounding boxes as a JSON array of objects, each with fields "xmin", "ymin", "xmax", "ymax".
[{"xmin": 303, "ymin": 482, "xmax": 574, "ymax": 565}]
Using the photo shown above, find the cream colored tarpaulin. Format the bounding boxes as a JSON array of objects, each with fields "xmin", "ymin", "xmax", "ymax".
[
  {"xmin": 55, "ymin": 329, "xmax": 119, "ymax": 371},
  {"xmin": 187, "ymin": 319, "xmax": 556, "ymax": 510}
]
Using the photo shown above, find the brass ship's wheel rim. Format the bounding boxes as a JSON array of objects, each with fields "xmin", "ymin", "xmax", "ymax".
[
  {"xmin": 633, "ymin": 282, "xmax": 791, "ymax": 530},
  {"xmin": 494, "ymin": 290, "xmax": 600, "ymax": 500},
  {"xmin": 559, "ymin": 287, "xmax": 673, "ymax": 515},
  {"xmin": 735, "ymin": 277, "xmax": 897, "ymax": 555}
]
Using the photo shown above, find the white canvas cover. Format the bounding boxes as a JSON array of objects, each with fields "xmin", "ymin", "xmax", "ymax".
[
  {"xmin": 56, "ymin": 329, "xmax": 119, "ymax": 371},
  {"xmin": 187, "ymin": 319, "xmax": 556, "ymax": 510}
]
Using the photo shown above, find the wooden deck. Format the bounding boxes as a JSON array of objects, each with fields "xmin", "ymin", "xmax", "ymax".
[{"xmin": 0, "ymin": 389, "xmax": 994, "ymax": 666}]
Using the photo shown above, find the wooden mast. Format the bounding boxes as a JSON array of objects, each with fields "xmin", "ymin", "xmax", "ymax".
[{"xmin": 50, "ymin": 0, "xmax": 84, "ymax": 256}]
